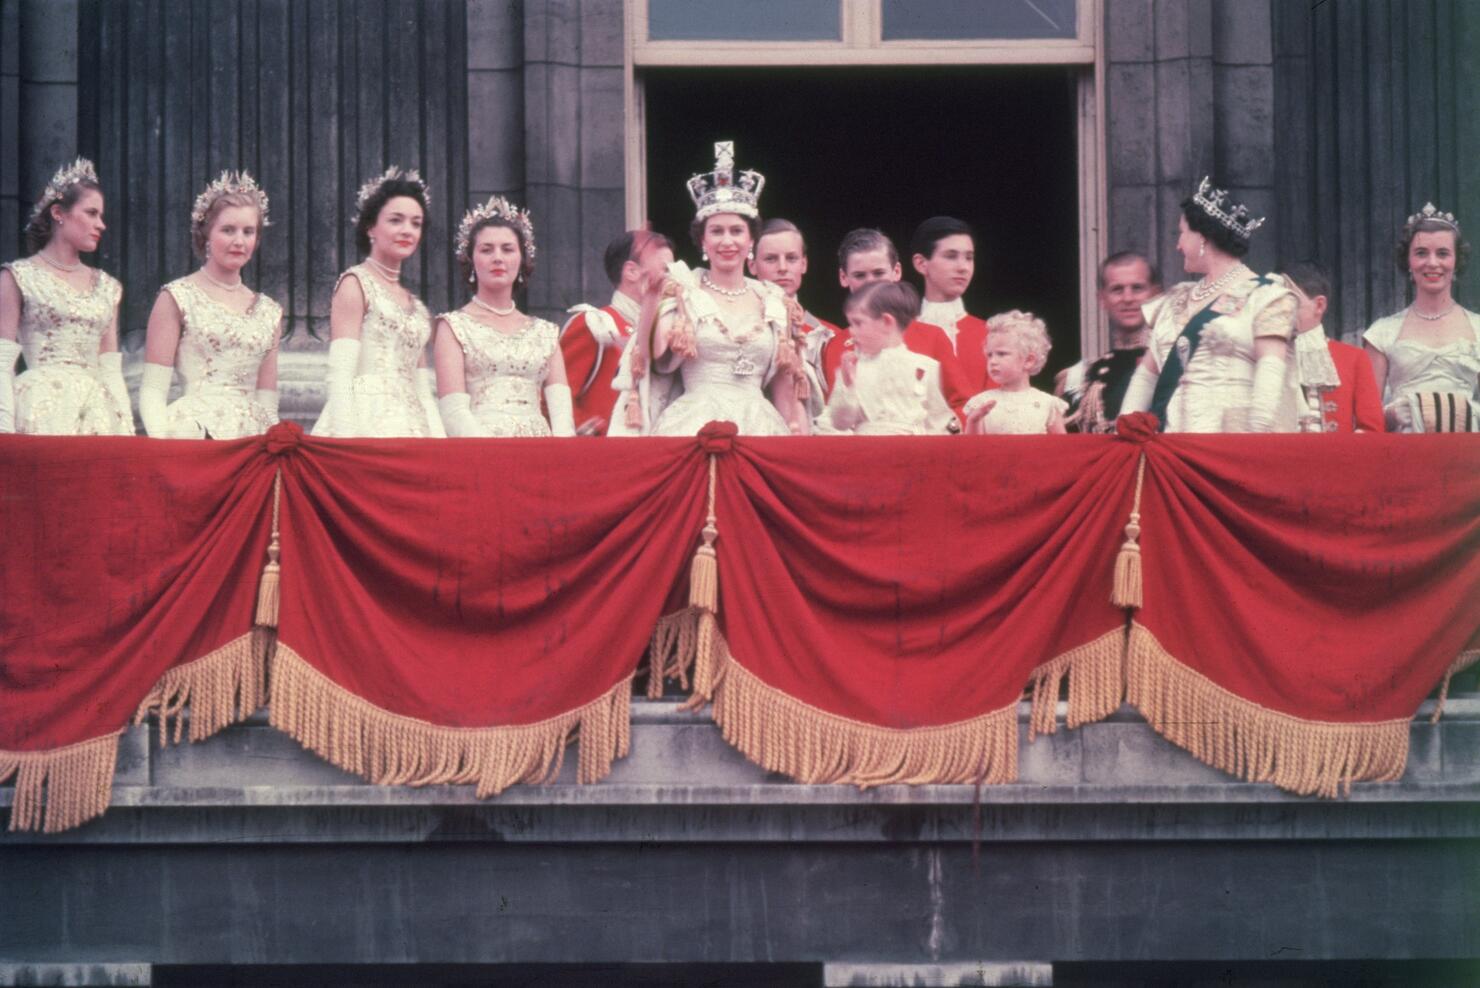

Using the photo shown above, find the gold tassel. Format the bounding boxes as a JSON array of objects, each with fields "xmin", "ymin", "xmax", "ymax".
[
  {"xmin": 0, "ymin": 733, "xmax": 119, "ymax": 833},
  {"xmin": 679, "ymin": 454, "xmax": 724, "ymax": 708},
  {"xmin": 255, "ymin": 470, "xmax": 283, "ymax": 628},
  {"xmin": 1125, "ymin": 622, "xmax": 1409, "ymax": 797},
  {"xmin": 269, "ymin": 643, "xmax": 632, "ymax": 793},
  {"xmin": 1111, "ymin": 452, "xmax": 1148, "ymax": 609},
  {"xmin": 707, "ymin": 642, "xmax": 1018, "ymax": 788}
]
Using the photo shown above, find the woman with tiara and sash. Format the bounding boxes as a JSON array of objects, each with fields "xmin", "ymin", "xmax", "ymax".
[
  {"xmin": 0, "ymin": 158, "xmax": 133, "ymax": 435},
  {"xmin": 612, "ymin": 141, "xmax": 808, "ymax": 437},
  {"xmin": 312, "ymin": 167, "xmax": 444, "ymax": 438},
  {"xmin": 139, "ymin": 172, "xmax": 282, "ymax": 439},
  {"xmin": 433, "ymin": 195, "xmax": 574, "ymax": 437},
  {"xmin": 1363, "ymin": 203, "xmax": 1479, "ymax": 432},
  {"xmin": 1119, "ymin": 177, "xmax": 1301, "ymax": 433}
]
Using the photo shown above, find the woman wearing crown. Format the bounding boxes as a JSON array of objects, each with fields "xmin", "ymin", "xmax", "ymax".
[
  {"xmin": 0, "ymin": 158, "xmax": 133, "ymax": 435},
  {"xmin": 432, "ymin": 196, "xmax": 573, "ymax": 437},
  {"xmin": 619, "ymin": 142, "xmax": 808, "ymax": 437},
  {"xmin": 138, "ymin": 172, "xmax": 282, "ymax": 439},
  {"xmin": 1119, "ymin": 178, "xmax": 1300, "ymax": 433},
  {"xmin": 1362, "ymin": 204, "xmax": 1479, "ymax": 432},
  {"xmin": 312, "ymin": 167, "xmax": 444, "ymax": 438}
]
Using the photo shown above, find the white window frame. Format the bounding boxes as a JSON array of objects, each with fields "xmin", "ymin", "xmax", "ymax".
[{"xmin": 624, "ymin": 0, "xmax": 1108, "ymax": 356}]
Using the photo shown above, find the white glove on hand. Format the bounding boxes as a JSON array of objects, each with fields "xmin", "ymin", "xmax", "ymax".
[
  {"xmin": 1246, "ymin": 350, "xmax": 1290, "ymax": 433},
  {"xmin": 417, "ymin": 367, "xmax": 446, "ymax": 438},
  {"xmin": 437, "ymin": 391, "xmax": 488, "ymax": 437},
  {"xmin": 138, "ymin": 361, "xmax": 174, "ymax": 437},
  {"xmin": 97, "ymin": 351, "xmax": 135, "ymax": 433},
  {"xmin": 1383, "ymin": 397, "xmax": 1414, "ymax": 432},
  {"xmin": 544, "ymin": 382, "xmax": 575, "ymax": 437},
  {"xmin": 255, "ymin": 388, "xmax": 280, "ymax": 424},
  {"xmin": 0, "ymin": 338, "xmax": 21, "ymax": 433}
]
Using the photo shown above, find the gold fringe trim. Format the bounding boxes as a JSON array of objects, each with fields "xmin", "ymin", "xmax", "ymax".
[
  {"xmin": 1025, "ymin": 627, "xmax": 1127, "ymax": 740},
  {"xmin": 268, "ymin": 643, "xmax": 631, "ymax": 794},
  {"xmin": 1111, "ymin": 452, "xmax": 1148, "ymax": 609},
  {"xmin": 1, "ymin": 733, "xmax": 119, "ymax": 833},
  {"xmin": 254, "ymin": 470, "xmax": 283, "ymax": 628},
  {"xmin": 647, "ymin": 608, "xmax": 697, "ymax": 698},
  {"xmin": 1430, "ymin": 648, "xmax": 1480, "ymax": 724},
  {"xmin": 1126, "ymin": 622, "xmax": 1409, "ymax": 797},
  {"xmin": 707, "ymin": 636, "xmax": 1018, "ymax": 788},
  {"xmin": 133, "ymin": 628, "xmax": 273, "ymax": 747}
]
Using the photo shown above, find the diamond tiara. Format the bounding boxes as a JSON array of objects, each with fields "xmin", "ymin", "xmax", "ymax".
[
  {"xmin": 1191, "ymin": 176, "xmax": 1265, "ymax": 242},
  {"xmin": 29, "ymin": 157, "xmax": 100, "ymax": 225},
  {"xmin": 354, "ymin": 166, "xmax": 430, "ymax": 226},
  {"xmin": 1406, "ymin": 202, "xmax": 1460, "ymax": 233},
  {"xmin": 455, "ymin": 195, "xmax": 536, "ymax": 263},
  {"xmin": 191, "ymin": 171, "xmax": 271, "ymax": 231},
  {"xmin": 687, "ymin": 141, "xmax": 765, "ymax": 222}
]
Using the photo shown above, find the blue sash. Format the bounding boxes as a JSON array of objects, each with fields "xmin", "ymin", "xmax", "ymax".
[{"xmin": 1149, "ymin": 276, "xmax": 1274, "ymax": 431}]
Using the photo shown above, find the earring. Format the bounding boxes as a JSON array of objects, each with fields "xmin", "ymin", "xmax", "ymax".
[
  {"xmin": 468, "ymin": 270, "xmax": 476, "ymax": 286},
  {"xmin": 702, "ymin": 250, "xmax": 709, "ymax": 263},
  {"xmin": 1198, "ymin": 240, "xmax": 1206, "ymax": 258},
  {"xmin": 205, "ymin": 243, "xmax": 212, "ymax": 259},
  {"xmin": 747, "ymin": 248, "xmax": 754, "ymax": 260}
]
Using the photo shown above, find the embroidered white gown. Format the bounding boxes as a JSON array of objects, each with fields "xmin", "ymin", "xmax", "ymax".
[
  {"xmin": 441, "ymin": 310, "xmax": 561, "ymax": 437},
  {"xmin": 1142, "ymin": 271, "xmax": 1302, "ymax": 433},
  {"xmin": 2, "ymin": 257, "xmax": 132, "ymax": 435},
  {"xmin": 157, "ymin": 278, "xmax": 280, "ymax": 439},
  {"xmin": 312, "ymin": 264, "xmax": 441, "ymax": 437},
  {"xmin": 643, "ymin": 268, "xmax": 792, "ymax": 437},
  {"xmin": 1362, "ymin": 309, "xmax": 1480, "ymax": 432}
]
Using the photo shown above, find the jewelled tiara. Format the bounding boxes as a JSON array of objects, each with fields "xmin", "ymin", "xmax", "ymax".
[
  {"xmin": 191, "ymin": 171, "xmax": 271, "ymax": 230},
  {"xmin": 1191, "ymin": 176, "xmax": 1264, "ymax": 242},
  {"xmin": 454, "ymin": 195, "xmax": 536, "ymax": 263},
  {"xmin": 354, "ymin": 166, "xmax": 430, "ymax": 226},
  {"xmin": 29, "ymin": 157, "xmax": 99, "ymax": 225}
]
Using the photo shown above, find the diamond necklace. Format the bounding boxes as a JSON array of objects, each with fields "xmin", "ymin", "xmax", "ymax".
[
  {"xmin": 366, "ymin": 255, "xmax": 402, "ymax": 281},
  {"xmin": 202, "ymin": 268, "xmax": 247, "ymax": 293},
  {"xmin": 701, "ymin": 272, "xmax": 749, "ymax": 298},
  {"xmin": 37, "ymin": 250, "xmax": 82, "ymax": 273},
  {"xmin": 1414, "ymin": 303, "xmax": 1457, "ymax": 322},
  {"xmin": 1189, "ymin": 263, "xmax": 1247, "ymax": 303}
]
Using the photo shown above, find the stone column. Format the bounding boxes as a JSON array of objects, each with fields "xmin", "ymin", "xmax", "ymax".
[
  {"xmin": 1211, "ymin": 0, "xmax": 1277, "ymax": 273},
  {"xmin": 17, "ymin": 0, "xmax": 78, "ymax": 227},
  {"xmin": 522, "ymin": 0, "xmax": 626, "ymax": 323}
]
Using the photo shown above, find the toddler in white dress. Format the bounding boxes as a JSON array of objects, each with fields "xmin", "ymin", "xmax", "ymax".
[{"xmin": 964, "ymin": 310, "xmax": 1068, "ymax": 435}]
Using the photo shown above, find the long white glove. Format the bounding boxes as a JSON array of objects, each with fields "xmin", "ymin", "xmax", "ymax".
[
  {"xmin": 1246, "ymin": 351, "xmax": 1290, "ymax": 433},
  {"xmin": 1118, "ymin": 360, "xmax": 1157, "ymax": 416},
  {"xmin": 0, "ymin": 338, "xmax": 20, "ymax": 432},
  {"xmin": 417, "ymin": 367, "xmax": 446, "ymax": 438},
  {"xmin": 544, "ymin": 382, "xmax": 575, "ymax": 437},
  {"xmin": 96, "ymin": 351, "xmax": 135, "ymax": 433},
  {"xmin": 316, "ymin": 337, "xmax": 361, "ymax": 436},
  {"xmin": 437, "ymin": 392, "xmax": 488, "ymax": 437},
  {"xmin": 1383, "ymin": 397, "xmax": 1415, "ymax": 433},
  {"xmin": 138, "ymin": 361, "xmax": 174, "ymax": 437},
  {"xmin": 255, "ymin": 388, "xmax": 280, "ymax": 424}
]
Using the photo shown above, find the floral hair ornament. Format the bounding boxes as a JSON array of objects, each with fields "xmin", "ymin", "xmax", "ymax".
[
  {"xmin": 191, "ymin": 171, "xmax": 271, "ymax": 231},
  {"xmin": 29, "ymin": 157, "xmax": 100, "ymax": 225},
  {"xmin": 454, "ymin": 194, "xmax": 536, "ymax": 264},
  {"xmin": 353, "ymin": 166, "xmax": 430, "ymax": 227}
]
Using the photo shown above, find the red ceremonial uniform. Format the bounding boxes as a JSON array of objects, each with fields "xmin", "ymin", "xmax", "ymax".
[
  {"xmin": 1322, "ymin": 338, "xmax": 1385, "ymax": 433},
  {"xmin": 904, "ymin": 320, "xmax": 972, "ymax": 421},
  {"xmin": 560, "ymin": 293, "xmax": 640, "ymax": 434},
  {"xmin": 810, "ymin": 316, "xmax": 852, "ymax": 396}
]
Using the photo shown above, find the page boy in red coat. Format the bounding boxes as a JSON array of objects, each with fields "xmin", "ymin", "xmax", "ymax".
[
  {"xmin": 1284, "ymin": 261, "xmax": 1384, "ymax": 433},
  {"xmin": 909, "ymin": 215, "xmax": 991, "ymax": 394}
]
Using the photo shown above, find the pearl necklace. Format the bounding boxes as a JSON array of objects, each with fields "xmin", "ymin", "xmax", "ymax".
[
  {"xmin": 202, "ymin": 268, "xmax": 247, "ymax": 293},
  {"xmin": 1189, "ymin": 263, "xmax": 1247, "ymax": 303},
  {"xmin": 366, "ymin": 255, "xmax": 402, "ymax": 282},
  {"xmin": 701, "ymin": 272, "xmax": 749, "ymax": 298},
  {"xmin": 1414, "ymin": 303, "xmax": 1457, "ymax": 322},
  {"xmin": 471, "ymin": 295, "xmax": 516, "ymax": 317},
  {"xmin": 37, "ymin": 250, "xmax": 82, "ymax": 273}
]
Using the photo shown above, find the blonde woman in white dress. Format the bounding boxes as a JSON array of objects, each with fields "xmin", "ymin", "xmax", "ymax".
[
  {"xmin": 0, "ymin": 158, "xmax": 132, "ymax": 435},
  {"xmin": 312, "ymin": 167, "xmax": 444, "ymax": 438},
  {"xmin": 138, "ymin": 172, "xmax": 281, "ymax": 439},
  {"xmin": 433, "ymin": 196, "xmax": 573, "ymax": 437}
]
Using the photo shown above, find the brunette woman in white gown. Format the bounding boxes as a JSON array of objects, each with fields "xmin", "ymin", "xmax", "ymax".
[
  {"xmin": 139, "ymin": 172, "xmax": 281, "ymax": 439},
  {"xmin": 0, "ymin": 158, "xmax": 132, "ymax": 435},
  {"xmin": 433, "ymin": 196, "xmax": 573, "ymax": 437},
  {"xmin": 1363, "ymin": 203, "xmax": 1479, "ymax": 432},
  {"xmin": 617, "ymin": 141, "xmax": 807, "ymax": 437},
  {"xmin": 312, "ymin": 167, "xmax": 443, "ymax": 437}
]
